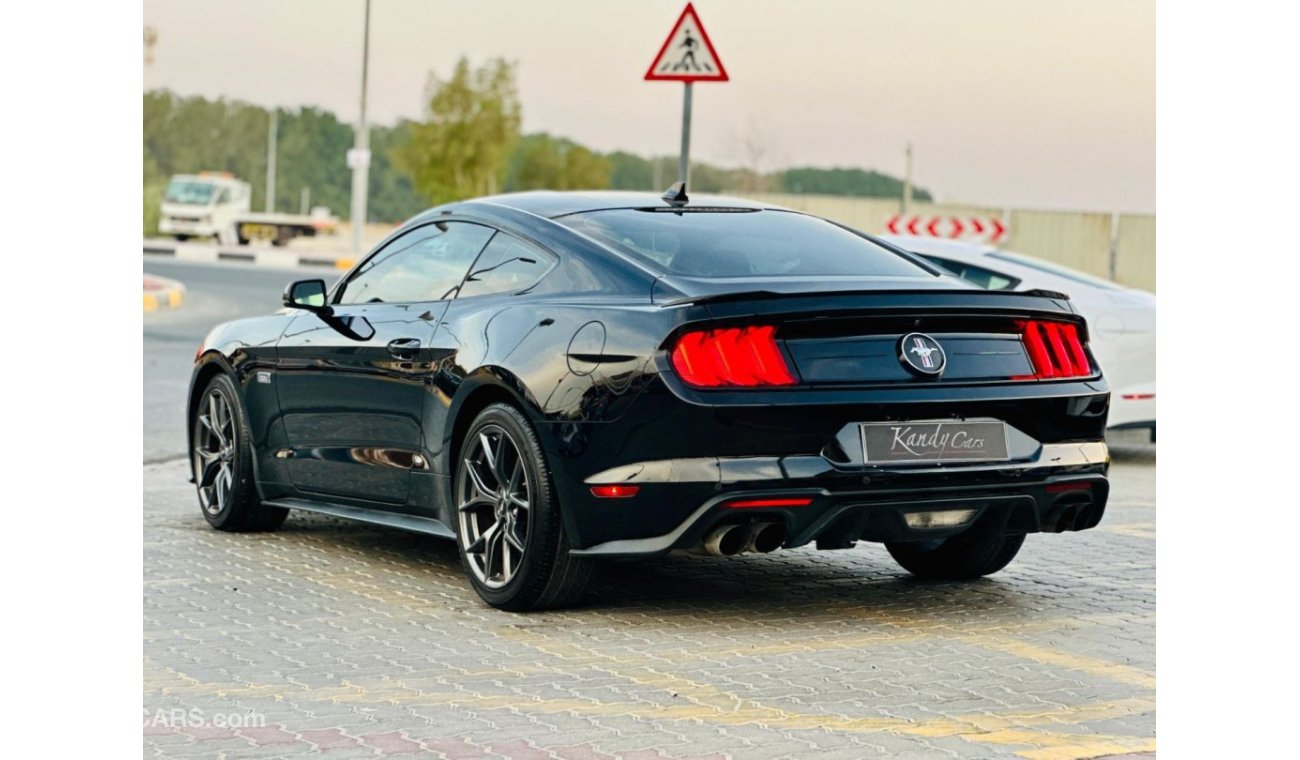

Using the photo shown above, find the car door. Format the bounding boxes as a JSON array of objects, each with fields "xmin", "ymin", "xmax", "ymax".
[
  {"xmin": 413, "ymin": 230, "xmax": 560, "ymax": 524},
  {"xmin": 275, "ymin": 220, "xmax": 495, "ymax": 507}
]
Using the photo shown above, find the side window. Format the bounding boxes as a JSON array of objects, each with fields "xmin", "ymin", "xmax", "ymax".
[
  {"xmin": 923, "ymin": 256, "xmax": 1020, "ymax": 291},
  {"xmin": 458, "ymin": 233, "xmax": 555, "ymax": 298},
  {"xmin": 338, "ymin": 222, "xmax": 494, "ymax": 304}
]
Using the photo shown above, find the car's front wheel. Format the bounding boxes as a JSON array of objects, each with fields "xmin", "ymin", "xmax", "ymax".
[
  {"xmin": 885, "ymin": 523, "xmax": 1024, "ymax": 580},
  {"xmin": 454, "ymin": 403, "xmax": 593, "ymax": 611},
  {"xmin": 191, "ymin": 373, "xmax": 287, "ymax": 532}
]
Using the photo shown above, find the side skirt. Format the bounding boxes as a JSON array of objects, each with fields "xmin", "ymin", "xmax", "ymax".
[{"xmin": 264, "ymin": 497, "xmax": 457, "ymax": 540}]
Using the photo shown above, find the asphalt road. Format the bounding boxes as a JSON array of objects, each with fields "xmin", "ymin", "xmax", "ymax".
[
  {"xmin": 142, "ymin": 259, "xmax": 339, "ymax": 463},
  {"xmin": 142, "ymin": 260, "xmax": 1156, "ymax": 758}
]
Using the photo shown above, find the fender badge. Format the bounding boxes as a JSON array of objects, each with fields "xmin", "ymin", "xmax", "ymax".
[{"xmin": 256, "ymin": 371, "xmax": 272, "ymax": 384}]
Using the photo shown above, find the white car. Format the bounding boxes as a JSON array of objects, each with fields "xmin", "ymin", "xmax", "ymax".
[
  {"xmin": 881, "ymin": 235, "xmax": 1155, "ymax": 439},
  {"xmin": 158, "ymin": 172, "xmax": 251, "ymax": 244}
]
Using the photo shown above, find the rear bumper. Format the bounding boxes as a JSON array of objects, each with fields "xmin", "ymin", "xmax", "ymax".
[{"xmin": 571, "ymin": 441, "xmax": 1109, "ymax": 558}]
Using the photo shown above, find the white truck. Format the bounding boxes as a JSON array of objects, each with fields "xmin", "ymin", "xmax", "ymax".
[
  {"xmin": 159, "ymin": 173, "xmax": 250, "ymax": 244},
  {"xmin": 159, "ymin": 172, "xmax": 339, "ymax": 247}
]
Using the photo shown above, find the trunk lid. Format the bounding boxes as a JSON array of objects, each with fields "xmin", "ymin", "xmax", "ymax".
[{"xmin": 664, "ymin": 286, "xmax": 1089, "ymax": 387}]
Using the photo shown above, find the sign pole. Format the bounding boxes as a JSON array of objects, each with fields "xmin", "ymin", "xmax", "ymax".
[
  {"xmin": 679, "ymin": 82, "xmax": 693, "ymax": 185},
  {"xmin": 645, "ymin": 3, "xmax": 727, "ymax": 189}
]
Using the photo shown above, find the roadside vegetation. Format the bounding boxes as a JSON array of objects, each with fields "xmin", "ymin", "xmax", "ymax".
[{"xmin": 143, "ymin": 57, "xmax": 929, "ymax": 234}]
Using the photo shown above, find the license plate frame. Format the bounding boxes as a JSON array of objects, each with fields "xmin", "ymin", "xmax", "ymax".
[{"xmin": 860, "ymin": 420, "xmax": 1010, "ymax": 465}]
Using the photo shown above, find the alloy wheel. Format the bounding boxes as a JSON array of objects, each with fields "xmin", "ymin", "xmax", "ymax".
[
  {"xmin": 458, "ymin": 425, "xmax": 531, "ymax": 589},
  {"xmin": 193, "ymin": 388, "xmax": 237, "ymax": 516}
]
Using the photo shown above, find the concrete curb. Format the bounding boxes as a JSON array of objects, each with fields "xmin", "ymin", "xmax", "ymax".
[
  {"xmin": 144, "ymin": 241, "xmax": 356, "ymax": 271},
  {"xmin": 143, "ymin": 274, "xmax": 186, "ymax": 312}
]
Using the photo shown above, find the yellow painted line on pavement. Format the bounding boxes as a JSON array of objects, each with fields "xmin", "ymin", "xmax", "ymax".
[
  {"xmin": 488, "ymin": 626, "xmax": 1156, "ymax": 755},
  {"xmin": 965, "ymin": 729, "xmax": 1156, "ymax": 759},
  {"xmin": 334, "ymin": 258, "xmax": 355, "ymax": 270},
  {"xmin": 1100, "ymin": 522, "xmax": 1157, "ymax": 540},
  {"xmin": 144, "ymin": 660, "xmax": 1153, "ymax": 756},
  {"xmin": 968, "ymin": 635, "xmax": 1156, "ymax": 690},
  {"xmin": 143, "ymin": 657, "xmax": 202, "ymax": 689},
  {"xmin": 1016, "ymin": 737, "xmax": 1157, "ymax": 760},
  {"xmin": 831, "ymin": 606, "xmax": 1157, "ymax": 691},
  {"xmin": 228, "ymin": 543, "xmax": 1158, "ymax": 695},
  {"xmin": 168, "ymin": 534, "xmax": 1155, "ymax": 756}
]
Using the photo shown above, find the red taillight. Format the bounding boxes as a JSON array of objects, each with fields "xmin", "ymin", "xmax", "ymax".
[
  {"xmin": 670, "ymin": 325, "xmax": 797, "ymax": 388},
  {"xmin": 1018, "ymin": 320, "xmax": 1092, "ymax": 380},
  {"xmin": 590, "ymin": 485, "xmax": 639, "ymax": 499},
  {"xmin": 725, "ymin": 497, "xmax": 813, "ymax": 509}
]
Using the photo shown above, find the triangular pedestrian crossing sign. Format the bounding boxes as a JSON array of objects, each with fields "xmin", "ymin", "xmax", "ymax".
[{"xmin": 644, "ymin": 3, "xmax": 729, "ymax": 82}]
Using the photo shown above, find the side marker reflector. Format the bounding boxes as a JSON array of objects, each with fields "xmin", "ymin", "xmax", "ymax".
[{"xmin": 591, "ymin": 485, "xmax": 639, "ymax": 499}]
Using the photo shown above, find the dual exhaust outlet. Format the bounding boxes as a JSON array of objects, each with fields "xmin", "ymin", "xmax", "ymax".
[{"xmin": 698, "ymin": 521, "xmax": 788, "ymax": 557}]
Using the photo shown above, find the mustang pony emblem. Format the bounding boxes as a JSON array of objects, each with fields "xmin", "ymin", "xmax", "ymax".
[{"xmin": 898, "ymin": 333, "xmax": 946, "ymax": 376}]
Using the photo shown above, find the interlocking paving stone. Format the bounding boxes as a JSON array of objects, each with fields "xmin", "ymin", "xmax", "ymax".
[{"xmin": 144, "ymin": 439, "xmax": 1155, "ymax": 758}]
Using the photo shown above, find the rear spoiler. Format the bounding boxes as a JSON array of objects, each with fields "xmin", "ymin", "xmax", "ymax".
[{"xmin": 658, "ymin": 287, "xmax": 1071, "ymax": 308}]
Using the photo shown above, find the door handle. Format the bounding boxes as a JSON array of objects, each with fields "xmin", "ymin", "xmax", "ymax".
[{"xmin": 386, "ymin": 337, "xmax": 421, "ymax": 359}]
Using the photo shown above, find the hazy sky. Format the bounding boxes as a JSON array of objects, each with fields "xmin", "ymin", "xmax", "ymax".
[{"xmin": 142, "ymin": 0, "xmax": 1154, "ymax": 213}]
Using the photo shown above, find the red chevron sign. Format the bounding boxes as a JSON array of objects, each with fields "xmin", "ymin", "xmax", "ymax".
[{"xmin": 885, "ymin": 214, "xmax": 1007, "ymax": 244}]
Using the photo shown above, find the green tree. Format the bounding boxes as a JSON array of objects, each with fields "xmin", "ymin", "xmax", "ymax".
[
  {"xmin": 396, "ymin": 58, "xmax": 522, "ymax": 205},
  {"xmin": 777, "ymin": 166, "xmax": 932, "ymax": 200},
  {"xmin": 606, "ymin": 151, "xmax": 653, "ymax": 190},
  {"xmin": 143, "ymin": 90, "xmax": 427, "ymax": 228},
  {"xmin": 369, "ymin": 121, "xmax": 428, "ymax": 222},
  {"xmin": 505, "ymin": 133, "xmax": 612, "ymax": 191},
  {"xmin": 506, "ymin": 134, "xmax": 565, "ymax": 190}
]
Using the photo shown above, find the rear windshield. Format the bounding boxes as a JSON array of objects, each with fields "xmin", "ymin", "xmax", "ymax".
[{"xmin": 557, "ymin": 209, "xmax": 933, "ymax": 278}]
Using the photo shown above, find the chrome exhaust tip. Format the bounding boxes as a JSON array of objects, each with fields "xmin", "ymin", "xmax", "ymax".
[
  {"xmin": 745, "ymin": 522, "xmax": 788, "ymax": 554},
  {"xmin": 702, "ymin": 524, "xmax": 748, "ymax": 557}
]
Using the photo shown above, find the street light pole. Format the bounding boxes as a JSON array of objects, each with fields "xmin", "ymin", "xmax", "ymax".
[
  {"xmin": 349, "ymin": 0, "xmax": 372, "ymax": 257},
  {"xmin": 265, "ymin": 109, "xmax": 277, "ymax": 213}
]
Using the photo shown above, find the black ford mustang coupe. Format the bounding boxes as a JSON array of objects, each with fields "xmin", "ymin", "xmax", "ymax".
[{"xmin": 188, "ymin": 187, "xmax": 1110, "ymax": 611}]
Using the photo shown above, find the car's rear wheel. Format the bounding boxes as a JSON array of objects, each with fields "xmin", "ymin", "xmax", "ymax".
[
  {"xmin": 191, "ymin": 373, "xmax": 287, "ymax": 532},
  {"xmin": 454, "ymin": 403, "xmax": 593, "ymax": 611},
  {"xmin": 885, "ymin": 523, "xmax": 1024, "ymax": 580}
]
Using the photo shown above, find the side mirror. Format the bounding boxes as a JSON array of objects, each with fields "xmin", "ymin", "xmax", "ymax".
[{"xmin": 283, "ymin": 279, "xmax": 331, "ymax": 314}]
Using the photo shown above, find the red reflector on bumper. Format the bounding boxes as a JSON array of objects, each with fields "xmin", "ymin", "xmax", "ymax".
[
  {"xmin": 590, "ymin": 485, "xmax": 639, "ymax": 499},
  {"xmin": 1121, "ymin": 393, "xmax": 1156, "ymax": 400},
  {"xmin": 1045, "ymin": 482, "xmax": 1092, "ymax": 494},
  {"xmin": 725, "ymin": 497, "xmax": 813, "ymax": 509}
]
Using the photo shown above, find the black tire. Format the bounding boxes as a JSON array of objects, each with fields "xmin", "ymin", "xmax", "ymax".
[
  {"xmin": 453, "ymin": 403, "xmax": 593, "ymax": 611},
  {"xmin": 173, "ymin": 234, "xmax": 191, "ymax": 242},
  {"xmin": 886, "ymin": 523, "xmax": 1024, "ymax": 580},
  {"xmin": 191, "ymin": 373, "xmax": 288, "ymax": 532}
]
